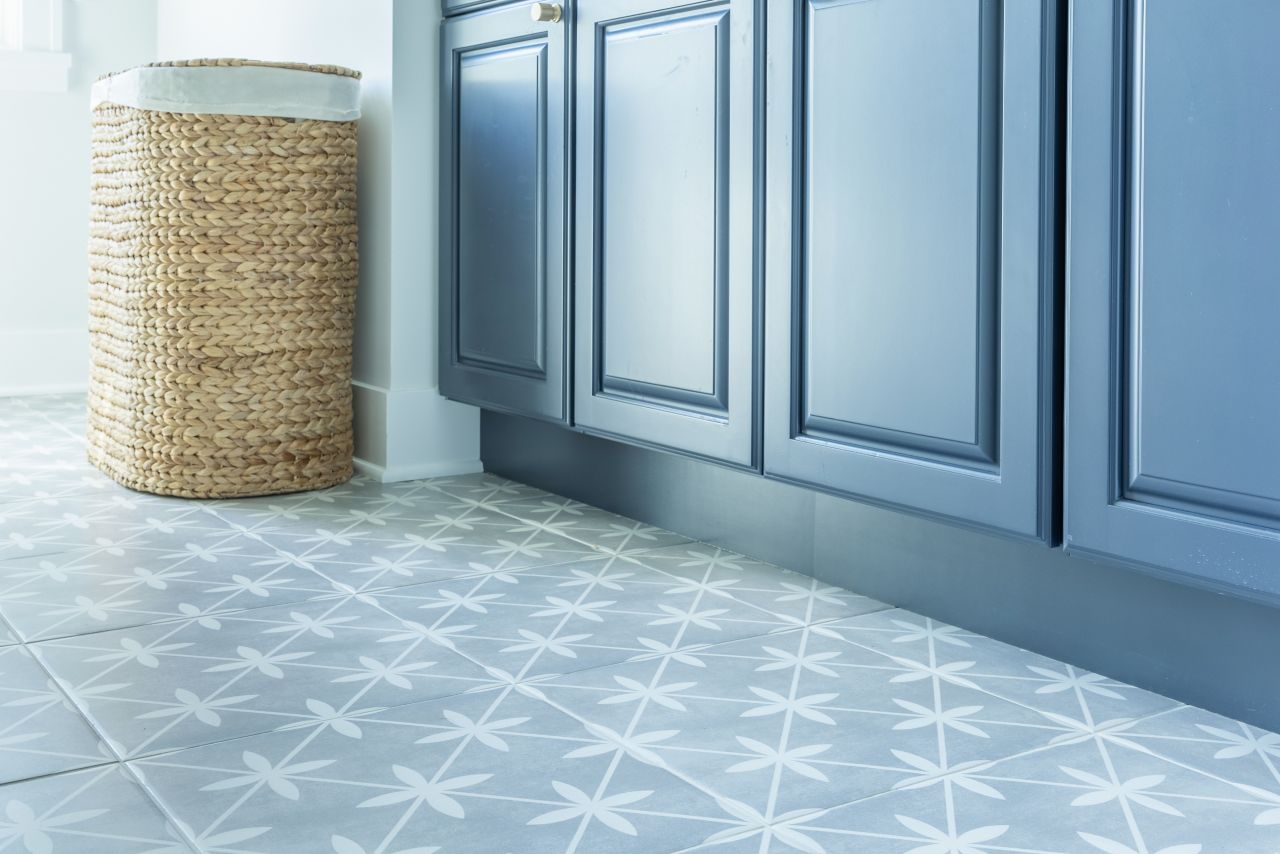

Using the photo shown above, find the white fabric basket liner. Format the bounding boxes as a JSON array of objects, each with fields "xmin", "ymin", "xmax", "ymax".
[{"xmin": 91, "ymin": 64, "xmax": 361, "ymax": 121}]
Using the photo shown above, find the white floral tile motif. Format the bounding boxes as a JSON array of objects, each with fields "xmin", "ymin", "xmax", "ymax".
[
  {"xmin": 30, "ymin": 593, "xmax": 499, "ymax": 758},
  {"xmin": 0, "ymin": 470, "xmax": 118, "ymax": 507},
  {"xmin": 428, "ymin": 475, "xmax": 696, "ymax": 554},
  {"xmin": 0, "ymin": 532, "xmax": 342, "ymax": 642},
  {"xmin": 531, "ymin": 620, "xmax": 1061, "ymax": 827},
  {"xmin": 0, "ymin": 763, "xmax": 193, "ymax": 853},
  {"xmin": 132, "ymin": 685, "xmax": 737, "ymax": 854},
  {"xmin": 766, "ymin": 722, "xmax": 1280, "ymax": 854},
  {"xmin": 0, "ymin": 394, "xmax": 1277, "ymax": 853},
  {"xmin": 822, "ymin": 608, "xmax": 1183, "ymax": 727},
  {"xmin": 1113, "ymin": 704, "xmax": 1280, "ymax": 802},
  {"xmin": 248, "ymin": 509, "xmax": 604, "ymax": 595},
  {"xmin": 199, "ymin": 477, "xmax": 426, "ymax": 528},
  {"xmin": 371, "ymin": 551, "xmax": 865, "ymax": 683},
  {"xmin": 422, "ymin": 471, "xmax": 554, "ymax": 508},
  {"xmin": 493, "ymin": 499, "xmax": 697, "ymax": 554},
  {"xmin": 0, "ymin": 481, "xmax": 211, "ymax": 562},
  {"xmin": 0, "ymin": 506, "xmax": 231, "ymax": 569},
  {"xmin": 620, "ymin": 545, "xmax": 888, "ymax": 625},
  {"xmin": 0, "ymin": 501, "xmax": 77, "ymax": 563},
  {"xmin": 206, "ymin": 479, "xmax": 514, "ymax": 537},
  {"xmin": 0, "ymin": 439, "xmax": 86, "ymax": 484},
  {"xmin": 0, "ymin": 402, "xmax": 49, "ymax": 431},
  {"xmin": 0, "ymin": 645, "xmax": 111, "ymax": 784}
]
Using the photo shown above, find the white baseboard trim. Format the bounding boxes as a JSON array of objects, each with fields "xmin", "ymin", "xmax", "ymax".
[
  {"xmin": 350, "ymin": 381, "xmax": 480, "ymax": 483},
  {"xmin": 353, "ymin": 456, "xmax": 484, "ymax": 483},
  {"xmin": 0, "ymin": 382, "xmax": 88, "ymax": 398}
]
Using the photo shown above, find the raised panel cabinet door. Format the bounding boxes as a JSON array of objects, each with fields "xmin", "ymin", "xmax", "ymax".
[
  {"xmin": 762, "ymin": 0, "xmax": 1060, "ymax": 540},
  {"xmin": 573, "ymin": 0, "xmax": 758, "ymax": 467},
  {"xmin": 442, "ymin": 0, "xmax": 508, "ymax": 17},
  {"xmin": 439, "ymin": 4, "xmax": 568, "ymax": 422},
  {"xmin": 1066, "ymin": 0, "xmax": 1280, "ymax": 600}
]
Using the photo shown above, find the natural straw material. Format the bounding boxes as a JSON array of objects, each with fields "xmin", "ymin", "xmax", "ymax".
[{"xmin": 87, "ymin": 59, "xmax": 360, "ymax": 498}]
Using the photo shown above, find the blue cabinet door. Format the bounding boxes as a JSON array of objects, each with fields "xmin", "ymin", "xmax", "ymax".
[
  {"xmin": 439, "ymin": 4, "xmax": 569, "ymax": 422},
  {"xmin": 1066, "ymin": 0, "xmax": 1280, "ymax": 600},
  {"xmin": 762, "ymin": 0, "xmax": 1060, "ymax": 540},
  {"xmin": 442, "ymin": 1, "xmax": 513, "ymax": 17},
  {"xmin": 573, "ymin": 0, "xmax": 758, "ymax": 467}
]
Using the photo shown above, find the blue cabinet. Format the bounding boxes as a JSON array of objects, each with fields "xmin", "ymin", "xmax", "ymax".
[
  {"xmin": 441, "ymin": 0, "xmax": 518, "ymax": 17},
  {"xmin": 436, "ymin": 1, "xmax": 1280, "ymax": 599},
  {"xmin": 1066, "ymin": 0, "xmax": 1280, "ymax": 600},
  {"xmin": 572, "ymin": 0, "xmax": 758, "ymax": 467},
  {"xmin": 439, "ymin": 4, "xmax": 569, "ymax": 422},
  {"xmin": 761, "ymin": 0, "xmax": 1060, "ymax": 540}
]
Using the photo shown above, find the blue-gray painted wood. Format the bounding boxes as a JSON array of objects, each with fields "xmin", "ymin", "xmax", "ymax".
[
  {"xmin": 763, "ymin": 0, "xmax": 1060, "ymax": 541},
  {"xmin": 805, "ymin": 0, "xmax": 997, "ymax": 455},
  {"xmin": 482, "ymin": 410, "xmax": 1280, "ymax": 733},
  {"xmin": 1065, "ymin": 0, "xmax": 1280, "ymax": 601},
  {"xmin": 442, "ymin": 0, "xmax": 529, "ymax": 17},
  {"xmin": 439, "ymin": 4, "xmax": 569, "ymax": 422},
  {"xmin": 573, "ymin": 0, "xmax": 758, "ymax": 467}
]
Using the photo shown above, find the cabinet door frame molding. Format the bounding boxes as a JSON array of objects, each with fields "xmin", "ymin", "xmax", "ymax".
[
  {"xmin": 439, "ymin": 5, "xmax": 570, "ymax": 423},
  {"xmin": 1065, "ymin": 0, "xmax": 1280, "ymax": 603},
  {"xmin": 572, "ymin": 0, "xmax": 760, "ymax": 468},
  {"xmin": 762, "ymin": 0, "xmax": 1062, "ymax": 541}
]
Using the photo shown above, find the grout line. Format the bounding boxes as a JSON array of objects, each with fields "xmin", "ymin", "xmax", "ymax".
[
  {"xmin": 116, "ymin": 678, "xmax": 510, "ymax": 767},
  {"xmin": 0, "ymin": 608, "xmax": 20, "ymax": 647},
  {"xmin": 118, "ymin": 762, "xmax": 206, "ymax": 853},
  {"xmin": 0, "ymin": 761, "xmax": 120, "ymax": 790},
  {"xmin": 16, "ymin": 587, "xmax": 355, "ymax": 646},
  {"xmin": 107, "ymin": 574, "xmax": 879, "ymax": 775},
  {"xmin": 478, "ymin": 494, "xmax": 703, "ymax": 553},
  {"xmin": 3, "ymin": 637, "xmax": 125, "ymax": 786},
  {"xmin": 3, "ymin": 438, "xmax": 1275, "ymax": 851}
]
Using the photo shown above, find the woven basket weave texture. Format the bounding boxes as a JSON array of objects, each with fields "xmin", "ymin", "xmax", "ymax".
[{"xmin": 87, "ymin": 59, "xmax": 360, "ymax": 498}]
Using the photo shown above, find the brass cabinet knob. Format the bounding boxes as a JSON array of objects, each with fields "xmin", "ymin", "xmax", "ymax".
[{"xmin": 530, "ymin": 2, "xmax": 562, "ymax": 23}]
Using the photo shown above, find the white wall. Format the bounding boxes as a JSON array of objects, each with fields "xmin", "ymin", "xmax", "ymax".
[
  {"xmin": 0, "ymin": 0, "xmax": 157, "ymax": 394},
  {"xmin": 377, "ymin": 0, "xmax": 480, "ymax": 481},
  {"xmin": 149, "ymin": 0, "xmax": 479, "ymax": 478}
]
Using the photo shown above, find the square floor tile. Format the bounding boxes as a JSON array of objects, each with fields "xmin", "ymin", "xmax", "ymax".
[
  {"xmin": 17, "ymin": 392, "xmax": 88, "ymax": 418},
  {"xmin": 0, "ymin": 764, "xmax": 192, "ymax": 853},
  {"xmin": 0, "ymin": 431, "xmax": 85, "ymax": 472},
  {"xmin": 0, "ymin": 645, "xmax": 111, "ymax": 784},
  {"xmin": 423, "ymin": 472, "xmax": 554, "ymax": 508},
  {"xmin": 250, "ymin": 511, "xmax": 603, "ymax": 595},
  {"xmin": 1114, "ymin": 703, "xmax": 1280, "ymax": 800},
  {"xmin": 426, "ymin": 475, "xmax": 696, "ymax": 551},
  {"xmin": 31, "ymin": 593, "xmax": 499, "ymax": 758},
  {"xmin": 371, "ymin": 552, "xmax": 838, "ymax": 683},
  {"xmin": 202, "ymin": 477, "xmax": 472, "ymax": 533},
  {"xmin": 0, "ymin": 468, "xmax": 118, "ymax": 505},
  {"xmin": 780, "ymin": 724, "xmax": 1280, "ymax": 854},
  {"xmin": 492, "ymin": 498, "xmax": 697, "ymax": 554},
  {"xmin": 618, "ymin": 544, "xmax": 889, "ymax": 626},
  {"xmin": 2, "ymin": 395, "xmax": 1275, "ymax": 854},
  {"xmin": 0, "ymin": 498, "xmax": 51, "ymax": 545},
  {"xmin": 4, "ymin": 500, "xmax": 230, "ymax": 557},
  {"xmin": 0, "ymin": 500, "xmax": 229, "ymax": 571},
  {"xmin": 132, "ymin": 685, "xmax": 740, "ymax": 854},
  {"xmin": 531, "ymin": 621, "xmax": 1063, "ymax": 823},
  {"xmin": 823, "ymin": 608, "xmax": 1183, "ymax": 726},
  {"xmin": 0, "ymin": 532, "xmax": 342, "ymax": 641}
]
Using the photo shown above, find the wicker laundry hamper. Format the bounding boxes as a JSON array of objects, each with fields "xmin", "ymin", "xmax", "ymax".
[{"xmin": 86, "ymin": 59, "xmax": 361, "ymax": 498}]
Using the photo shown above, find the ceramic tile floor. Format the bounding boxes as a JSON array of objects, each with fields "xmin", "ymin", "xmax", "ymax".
[{"xmin": 0, "ymin": 394, "xmax": 1277, "ymax": 853}]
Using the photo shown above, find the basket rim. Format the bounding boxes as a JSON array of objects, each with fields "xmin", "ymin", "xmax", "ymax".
[{"xmin": 97, "ymin": 58, "xmax": 362, "ymax": 83}]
